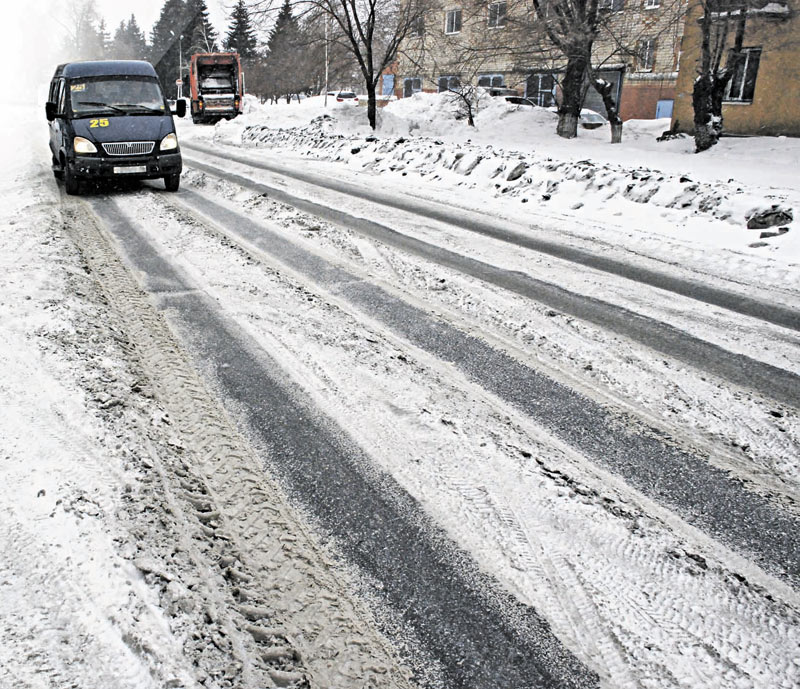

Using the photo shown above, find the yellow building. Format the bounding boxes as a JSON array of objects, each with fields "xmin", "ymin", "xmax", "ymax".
[
  {"xmin": 672, "ymin": 0, "xmax": 800, "ymax": 136},
  {"xmin": 391, "ymin": 0, "xmax": 687, "ymax": 120}
]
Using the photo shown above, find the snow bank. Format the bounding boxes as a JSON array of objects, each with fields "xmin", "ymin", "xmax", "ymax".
[{"xmin": 182, "ymin": 91, "xmax": 799, "ymax": 261}]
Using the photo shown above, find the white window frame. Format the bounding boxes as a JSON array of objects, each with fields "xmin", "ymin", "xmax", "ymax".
[
  {"xmin": 724, "ymin": 47, "xmax": 761, "ymax": 103},
  {"xmin": 525, "ymin": 72, "xmax": 557, "ymax": 107},
  {"xmin": 445, "ymin": 8, "xmax": 462, "ymax": 34},
  {"xmin": 403, "ymin": 77, "xmax": 422, "ymax": 97},
  {"xmin": 477, "ymin": 73, "xmax": 505, "ymax": 88},
  {"xmin": 488, "ymin": 2, "xmax": 507, "ymax": 27},
  {"xmin": 438, "ymin": 75, "xmax": 462, "ymax": 92},
  {"xmin": 637, "ymin": 38, "xmax": 656, "ymax": 71},
  {"xmin": 644, "ymin": 0, "xmax": 660, "ymax": 7}
]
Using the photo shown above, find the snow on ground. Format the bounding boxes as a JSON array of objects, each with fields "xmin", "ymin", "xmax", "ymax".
[
  {"xmin": 96, "ymin": 170, "xmax": 798, "ymax": 689},
  {"xmin": 197, "ymin": 93, "xmax": 800, "ymax": 269},
  {"xmin": 0, "ymin": 112, "xmax": 196, "ymax": 687},
  {"xmin": 3, "ymin": 83, "xmax": 798, "ymax": 689},
  {"xmin": 177, "ymin": 95, "xmax": 800, "ymax": 502},
  {"xmin": 170, "ymin": 98, "xmax": 800, "ymax": 689}
]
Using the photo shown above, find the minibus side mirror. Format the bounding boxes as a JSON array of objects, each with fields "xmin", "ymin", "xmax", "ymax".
[
  {"xmin": 45, "ymin": 101, "xmax": 57, "ymax": 121},
  {"xmin": 174, "ymin": 99, "xmax": 186, "ymax": 118}
]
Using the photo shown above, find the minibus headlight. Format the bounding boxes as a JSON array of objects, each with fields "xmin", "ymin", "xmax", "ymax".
[
  {"xmin": 73, "ymin": 136, "xmax": 97, "ymax": 154},
  {"xmin": 160, "ymin": 133, "xmax": 178, "ymax": 151}
]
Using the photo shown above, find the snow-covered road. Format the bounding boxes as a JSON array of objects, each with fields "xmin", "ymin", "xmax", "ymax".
[{"xmin": 3, "ymin": 103, "xmax": 799, "ymax": 689}]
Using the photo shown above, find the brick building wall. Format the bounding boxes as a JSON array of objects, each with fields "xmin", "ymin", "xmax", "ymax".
[{"xmin": 394, "ymin": 0, "xmax": 687, "ymax": 120}]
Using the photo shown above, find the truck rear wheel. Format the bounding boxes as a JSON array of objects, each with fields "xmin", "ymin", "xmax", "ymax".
[{"xmin": 164, "ymin": 173, "xmax": 180, "ymax": 192}]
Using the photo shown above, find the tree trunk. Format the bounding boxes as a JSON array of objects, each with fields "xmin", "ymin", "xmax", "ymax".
[
  {"xmin": 557, "ymin": 53, "xmax": 589, "ymax": 139},
  {"xmin": 591, "ymin": 76, "xmax": 623, "ymax": 144},
  {"xmin": 557, "ymin": 112, "xmax": 579, "ymax": 138},
  {"xmin": 692, "ymin": 73, "xmax": 719, "ymax": 152},
  {"xmin": 366, "ymin": 83, "xmax": 377, "ymax": 130}
]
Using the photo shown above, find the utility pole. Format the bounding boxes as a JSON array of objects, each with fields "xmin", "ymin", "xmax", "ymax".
[
  {"xmin": 324, "ymin": 15, "xmax": 329, "ymax": 107},
  {"xmin": 178, "ymin": 35, "xmax": 183, "ymax": 100}
]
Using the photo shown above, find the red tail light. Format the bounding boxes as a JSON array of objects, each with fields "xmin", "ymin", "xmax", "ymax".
[{"xmin": 336, "ymin": 97, "xmax": 343, "ymax": 102}]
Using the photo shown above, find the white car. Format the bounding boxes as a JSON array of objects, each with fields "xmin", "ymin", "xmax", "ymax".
[
  {"xmin": 546, "ymin": 105, "xmax": 609, "ymax": 128},
  {"xmin": 335, "ymin": 91, "xmax": 359, "ymax": 104}
]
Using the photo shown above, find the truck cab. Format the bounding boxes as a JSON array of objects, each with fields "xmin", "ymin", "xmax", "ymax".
[
  {"xmin": 188, "ymin": 53, "xmax": 244, "ymax": 124},
  {"xmin": 46, "ymin": 60, "xmax": 186, "ymax": 195}
]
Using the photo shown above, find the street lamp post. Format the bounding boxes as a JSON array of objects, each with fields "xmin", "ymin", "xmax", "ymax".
[
  {"xmin": 178, "ymin": 35, "xmax": 183, "ymax": 100},
  {"xmin": 324, "ymin": 16, "xmax": 329, "ymax": 107}
]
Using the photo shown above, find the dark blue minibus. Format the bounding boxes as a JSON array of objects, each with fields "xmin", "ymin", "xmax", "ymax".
[{"xmin": 46, "ymin": 60, "xmax": 186, "ymax": 195}]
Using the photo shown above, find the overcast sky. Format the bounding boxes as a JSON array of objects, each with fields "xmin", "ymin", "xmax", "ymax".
[
  {"xmin": 3, "ymin": 1, "xmax": 239, "ymax": 104},
  {"xmin": 93, "ymin": 0, "xmax": 230, "ymax": 38}
]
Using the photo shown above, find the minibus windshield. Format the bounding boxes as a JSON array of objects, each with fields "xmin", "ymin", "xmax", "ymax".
[{"xmin": 70, "ymin": 77, "xmax": 166, "ymax": 116}]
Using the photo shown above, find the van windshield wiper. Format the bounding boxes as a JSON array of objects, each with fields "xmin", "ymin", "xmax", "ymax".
[
  {"xmin": 114, "ymin": 104, "xmax": 165, "ymax": 113},
  {"xmin": 75, "ymin": 101, "xmax": 126, "ymax": 113}
]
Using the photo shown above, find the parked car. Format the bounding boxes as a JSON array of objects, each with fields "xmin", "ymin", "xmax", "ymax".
[
  {"xmin": 505, "ymin": 96, "xmax": 537, "ymax": 107},
  {"xmin": 335, "ymin": 91, "xmax": 359, "ymax": 103},
  {"xmin": 546, "ymin": 105, "xmax": 609, "ymax": 128},
  {"xmin": 487, "ymin": 86, "xmax": 520, "ymax": 98},
  {"xmin": 578, "ymin": 108, "xmax": 608, "ymax": 128}
]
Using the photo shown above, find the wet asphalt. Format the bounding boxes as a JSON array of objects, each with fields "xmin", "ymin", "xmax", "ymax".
[
  {"xmin": 178, "ymin": 186, "xmax": 799, "ymax": 586},
  {"xmin": 184, "ymin": 142, "xmax": 800, "ymax": 333},
  {"xmin": 184, "ymin": 155, "xmax": 800, "ymax": 412},
  {"xmin": 91, "ymin": 197, "xmax": 598, "ymax": 689}
]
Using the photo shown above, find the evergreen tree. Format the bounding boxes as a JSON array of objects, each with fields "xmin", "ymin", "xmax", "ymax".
[
  {"xmin": 185, "ymin": 0, "xmax": 219, "ymax": 56},
  {"xmin": 264, "ymin": 0, "xmax": 309, "ymax": 101},
  {"xmin": 225, "ymin": 0, "xmax": 257, "ymax": 58},
  {"xmin": 97, "ymin": 18, "xmax": 111, "ymax": 57},
  {"xmin": 150, "ymin": 0, "xmax": 188, "ymax": 98},
  {"xmin": 111, "ymin": 15, "xmax": 147, "ymax": 59},
  {"xmin": 66, "ymin": 0, "xmax": 105, "ymax": 60},
  {"xmin": 126, "ymin": 14, "xmax": 148, "ymax": 58}
]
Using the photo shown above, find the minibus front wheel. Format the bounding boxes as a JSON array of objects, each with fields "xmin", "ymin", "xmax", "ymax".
[
  {"xmin": 63, "ymin": 157, "xmax": 79, "ymax": 195},
  {"xmin": 164, "ymin": 172, "xmax": 180, "ymax": 192}
]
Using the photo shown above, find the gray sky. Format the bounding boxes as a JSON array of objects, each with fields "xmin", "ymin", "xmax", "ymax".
[
  {"xmin": 3, "ymin": 1, "xmax": 235, "ymax": 104},
  {"xmin": 93, "ymin": 0, "xmax": 231, "ymax": 38}
]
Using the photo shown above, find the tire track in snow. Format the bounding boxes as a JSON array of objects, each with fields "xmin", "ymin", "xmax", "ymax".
[
  {"xmin": 72, "ymin": 198, "xmax": 420, "ymax": 689},
  {"xmin": 183, "ymin": 155, "xmax": 800, "ymax": 411},
  {"xmin": 87, "ymin": 196, "xmax": 594, "ymax": 689},
  {"xmin": 183, "ymin": 142, "xmax": 800, "ymax": 332},
  {"xmin": 164, "ymin": 185, "xmax": 800, "ymax": 586}
]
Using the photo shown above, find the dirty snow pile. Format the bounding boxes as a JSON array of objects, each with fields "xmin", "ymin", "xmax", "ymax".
[{"xmin": 200, "ymin": 93, "xmax": 799, "ymax": 260}]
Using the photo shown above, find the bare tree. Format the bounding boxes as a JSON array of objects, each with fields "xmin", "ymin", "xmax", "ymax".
[
  {"xmin": 690, "ymin": 0, "xmax": 747, "ymax": 151},
  {"xmin": 253, "ymin": 0, "xmax": 428, "ymax": 128},
  {"xmin": 434, "ymin": 0, "xmax": 685, "ymax": 142},
  {"xmin": 59, "ymin": 0, "xmax": 105, "ymax": 60}
]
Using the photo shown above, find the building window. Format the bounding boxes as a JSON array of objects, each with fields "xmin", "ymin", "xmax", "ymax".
[
  {"xmin": 478, "ymin": 74, "xmax": 505, "ymax": 88},
  {"xmin": 526, "ymin": 72, "xmax": 556, "ymax": 107},
  {"xmin": 445, "ymin": 9, "xmax": 462, "ymax": 34},
  {"xmin": 637, "ymin": 38, "xmax": 656, "ymax": 71},
  {"xmin": 403, "ymin": 77, "xmax": 422, "ymax": 97},
  {"xmin": 599, "ymin": 0, "xmax": 625, "ymax": 10},
  {"xmin": 438, "ymin": 75, "xmax": 461, "ymax": 92},
  {"xmin": 409, "ymin": 16, "xmax": 424, "ymax": 37},
  {"xmin": 724, "ymin": 47, "xmax": 761, "ymax": 102},
  {"xmin": 644, "ymin": 0, "xmax": 660, "ymax": 7},
  {"xmin": 488, "ymin": 2, "xmax": 507, "ymax": 27}
]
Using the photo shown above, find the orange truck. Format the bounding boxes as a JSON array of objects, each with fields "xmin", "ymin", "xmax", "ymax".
[{"xmin": 188, "ymin": 52, "xmax": 244, "ymax": 124}]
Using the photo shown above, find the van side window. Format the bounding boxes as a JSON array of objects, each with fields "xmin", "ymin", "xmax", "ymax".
[{"xmin": 56, "ymin": 80, "xmax": 66, "ymax": 115}]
